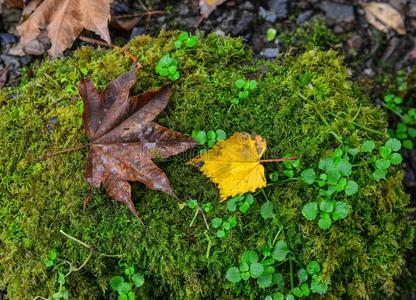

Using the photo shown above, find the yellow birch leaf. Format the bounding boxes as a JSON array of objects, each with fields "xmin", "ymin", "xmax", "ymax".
[{"xmin": 189, "ymin": 132, "xmax": 267, "ymax": 201}]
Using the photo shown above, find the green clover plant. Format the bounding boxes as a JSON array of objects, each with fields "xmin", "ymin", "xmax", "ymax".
[
  {"xmin": 361, "ymin": 138, "xmax": 403, "ymax": 181},
  {"xmin": 383, "ymin": 92, "xmax": 416, "ymax": 149},
  {"xmin": 175, "ymin": 32, "xmax": 198, "ymax": 49},
  {"xmin": 212, "ymin": 216, "xmax": 238, "ymax": 238},
  {"xmin": 155, "ymin": 54, "xmax": 179, "ymax": 81},
  {"xmin": 180, "ymin": 199, "xmax": 212, "ymax": 229},
  {"xmin": 226, "ymin": 193, "xmax": 255, "ymax": 213},
  {"xmin": 191, "ymin": 129, "xmax": 227, "ymax": 148},
  {"xmin": 231, "ymin": 78, "xmax": 257, "ymax": 106},
  {"xmin": 300, "ymin": 147, "xmax": 358, "ymax": 197},
  {"xmin": 302, "ymin": 200, "xmax": 350, "ymax": 230},
  {"xmin": 42, "ymin": 249, "xmax": 69, "ymax": 300},
  {"xmin": 110, "ymin": 265, "xmax": 145, "ymax": 300}
]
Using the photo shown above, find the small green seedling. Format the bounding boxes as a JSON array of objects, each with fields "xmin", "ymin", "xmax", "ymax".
[
  {"xmin": 44, "ymin": 249, "xmax": 58, "ymax": 268},
  {"xmin": 226, "ymin": 246, "xmax": 287, "ymax": 286},
  {"xmin": 42, "ymin": 249, "xmax": 69, "ymax": 300},
  {"xmin": 302, "ymin": 200, "xmax": 350, "ymax": 229},
  {"xmin": 110, "ymin": 265, "xmax": 145, "ymax": 300},
  {"xmin": 263, "ymin": 260, "xmax": 328, "ymax": 299},
  {"xmin": 226, "ymin": 240, "xmax": 291, "ymax": 291},
  {"xmin": 300, "ymin": 148, "xmax": 358, "ymax": 197},
  {"xmin": 191, "ymin": 129, "xmax": 227, "ymax": 148},
  {"xmin": 266, "ymin": 28, "xmax": 277, "ymax": 42},
  {"xmin": 211, "ymin": 216, "xmax": 237, "ymax": 238},
  {"xmin": 182, "ymin": 199, "xmax": 212, "ymax": 229},
  {"xmin": 231, "ymin": 78, "xmax": 257, "ymax": 106},
  {"xmin": 383, "ymin": 92, "xmax": 416, "ymax": 150},
  {"xmin": 282, "ymin": 154, "xmax": 301, "ymax": 178},
  {"xmin": 384, "ymin": 93, "xmax": 403, "ymax": 113},
  {"xmin": 52, "ymin": 273, "xmax": 69, "ymax": 300},
  {"xmin": 155, "ymin": 54, "xmax": 179, "ymax": 81},
  {"xmin": 268, "ymin": 154, "xmax": 301, "ymax": 181},
  {"xmin": 175, "ymin": 32, "xmax": 198, "ymax": 49},
  {"xmin": 260, "ymin": 201, "xmax": 274, "ymax": 220},
  {"xmin": 292, "ymin": 261, "xmax": 328, "ymax": 297},
  {"xmin": 364, "ymin": 138, "xmax": 403, "ymax": 181},
  {"xmin": 394, "ymin": 121, "xmax": 416, "ymax": 150},
  {"xmin": 227, "ymin": 193, "xmax": 254, "ymax": 213}
]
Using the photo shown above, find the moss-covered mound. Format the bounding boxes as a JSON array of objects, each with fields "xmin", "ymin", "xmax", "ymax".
[{"xmin": 0, "ymin": 32, "xmax": 413, "ymax": 299}]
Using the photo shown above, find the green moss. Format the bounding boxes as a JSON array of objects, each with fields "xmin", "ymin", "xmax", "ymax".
[
  {"xmin": 279, "ymin": 18, "xmax": 340, "ymax": 51},
  {"xmin": 0, "ymin": 32, "xmax": 413, "ymax": 299}
]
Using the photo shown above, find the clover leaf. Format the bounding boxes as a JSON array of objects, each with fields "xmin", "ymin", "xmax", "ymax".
[
  {"xmin": 301, "ymin": 168, "xmax": 316, "ymax": 185},
  {"xmin": 257, "ymin": 273, "xmax": 273, "ymax": 288},
  {"xmin": 318, "ymin": 213, "xmax": 332, "ymax": 230},
  {"xmin": 241, "ymin": 250, "xmax": 259, "ymax": 264},
  {"xmin": 345, "ymin": 180, "xmax": 358, "ymax": 196},
  {"xmin": 250, "ymin": 262, "xmax": 264, "ymax": 278},
  {"xmin": 306, "ymin": 261, "xmax": 321, "ymax": 275},
  {"xmin": 260, "ymin": 201, "xmax": 274, "ymax": 219},
  {"xmin": 297, "ymin": 268, "xmax": 308, "ymax": 283},
  {"xmin": 332, "ymin": 201, "xmax": 350, "ymax": 220},
  {"xmin": 272, "ymin": 240, "xmax": 289, "ymax": 261},
  {"xmin": 362, "ymin": 140, "xmax": 375, "ymax": 152},
  {"xmin": 226, "ymin": 267, "xmax": 241, "ymax": 283},
  {"xmin": 302, "ymin": 202, "xmax": 318, "ymax": 220}
]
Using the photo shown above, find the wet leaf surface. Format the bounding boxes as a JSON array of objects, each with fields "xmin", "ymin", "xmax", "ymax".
[{"xmin": 79, "ymin": 65, "xmax": 197, "ymax": 219}]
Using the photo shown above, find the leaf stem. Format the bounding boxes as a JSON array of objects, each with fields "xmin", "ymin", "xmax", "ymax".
[
  {"xmin": 260, "ymin": 156, "xmax": 298, "ymax": 163},
  {"xmin": 380, "ymin": 102, "xmax": 406, "ymax": 120},
  {"xmin": 189, "ymin": 209, "xmax": 200, "ymax": 227},
  {"xmin": 261, "ymin": 189, "xmax": 269, "ymax": 202},
  {"xmin": 289, "ymin": 256, "xmax": 294, "ymax": 291},
  {"xmin": 271, "ymin": 227, "xmax": 283, "ymax": 246},
  {"xmin": 111, "ymin": 10, "xmax": 165, "ymax": 19},
  {"xmin": 60, "ymin": 230, "xmax": 91, "ymax": 249},
  {"xmin": 351, "ymin": 121, "xmax": 386, "ymax": 136},
  {"xmin": 200, "ymin": 208, "xmax": 210, "ymax": 230},
  {"xmin": 70, "ymin": 250, "xmax": 93, "ymax": 274},
  {"xmin": 204, "ymin": 231, "xmax": 213, "ymax": 259}
]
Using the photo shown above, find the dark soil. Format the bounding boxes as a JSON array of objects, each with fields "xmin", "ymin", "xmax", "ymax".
[{"xmin": 0, "ymin": 0, "xmax": 415, "ymax": 298}]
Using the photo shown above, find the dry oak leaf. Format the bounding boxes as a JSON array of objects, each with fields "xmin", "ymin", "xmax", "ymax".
[
  {"xmin": 78, "ymin": 66, "xmax": 197, "ymax": 219},
  {"xmin": 189, "ymin": 132, "xmax": 269, "ymax": 201},
  {"xmin": 363, "ymin": 2, "xmax": 406, "ymax": 35},
  {"xmin": 17, "ymin": 0, "xmax": 111, "ymax": 57}
]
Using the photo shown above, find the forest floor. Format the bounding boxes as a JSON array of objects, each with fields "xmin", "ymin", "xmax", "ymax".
[{"xmin": 0, "ymin": 0, "xmax": 415, "ymax": 298}]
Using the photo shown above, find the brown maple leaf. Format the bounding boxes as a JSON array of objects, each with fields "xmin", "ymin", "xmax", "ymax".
[
  {"xmin": 16, "ymin": 0, "xmax": 111, "ymax": 57},
  {"xmin": 78, "ymin": 65, "xmax": 197, "ymax": 219}
]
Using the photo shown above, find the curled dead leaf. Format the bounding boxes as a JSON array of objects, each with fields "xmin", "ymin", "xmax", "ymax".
[
  {"xmin": 16, "ymin": 0, "xmax": 111, "ymax": 57},
  {"xmin": 363, "ymin": 2, "xmax": 406, "ymax": 35}
]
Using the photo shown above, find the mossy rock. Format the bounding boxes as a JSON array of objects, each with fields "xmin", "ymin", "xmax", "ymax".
[{"xmin": 0, "ymin": 32, "xmax": 413, "ymax": 299}]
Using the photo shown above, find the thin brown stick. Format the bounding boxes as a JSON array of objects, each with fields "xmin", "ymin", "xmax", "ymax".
[
  {"xmin": 111, "ymin": 10, "xmax": 165, "ymax": 19},
  {"xmin": 79, "ymin": 36, "xmax": 140, "ymax": 65},
  {"xmin": 46, "ymin": 143, "xmax": 90, "ymax": 159},
  {"xmin": 79, "ymin": 36, "xmax": 115, "ymax": 48},
  {"xmin": 260, "ymin": 156, "xmax": 299, "ymax": 163}
]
